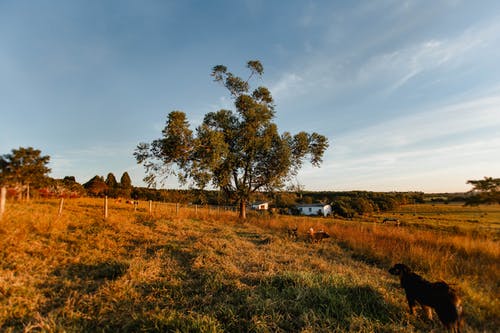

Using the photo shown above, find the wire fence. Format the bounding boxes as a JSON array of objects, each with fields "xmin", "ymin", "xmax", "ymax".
[{"xmin": 0, "ymin": 187, "xmax": 244, "ymax": 221}]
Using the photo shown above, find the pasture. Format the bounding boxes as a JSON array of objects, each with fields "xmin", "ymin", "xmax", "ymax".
[{"xmin": 0, "ymin": 199, "xmax": 498, "ymax": 332}]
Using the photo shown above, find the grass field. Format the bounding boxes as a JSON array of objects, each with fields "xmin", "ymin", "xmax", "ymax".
[{"xmin": 0, "ymin": 199, "xmax": 498, "ymax": 332}]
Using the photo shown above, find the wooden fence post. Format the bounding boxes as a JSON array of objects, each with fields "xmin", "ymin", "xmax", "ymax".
[
  {"xmin": 195, "ymin": 204, "xmax": 198, "ymax": 217},
  {"xmin": 149, "ymin": 200, "xmax": 152, "ymax": 216},
  {"xmin": 104, "ymin": 196, "xmax": 108, "ymax": 219},
  {"xmin": 176, "ymin": 203, "xmax": 179, "ymax": 216},
  {"xmin": 0, "ymin": 187, "xmax": 6, "ymax": 220},
  {"xmin": 58, "ymin": 198, "xmax": 64, "ymax": 216}
]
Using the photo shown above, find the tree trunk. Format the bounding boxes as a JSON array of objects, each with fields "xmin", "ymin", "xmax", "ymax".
[{"xmin": 239, "ymin": 199, "xmax": 246, "ymax": 219}]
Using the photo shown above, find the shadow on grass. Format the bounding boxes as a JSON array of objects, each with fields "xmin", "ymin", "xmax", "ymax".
[
  {"xmin": 1, "ymin": 260, "xmax": 130, "ymax": 332},
  {"xmin": 236, "ymin": 231, "xmax": 274, "ymax": 246},
  {"xmin": 5, "ymin": 236, "xmax": 405, "ymax": 332},
  {"xmin": 125, "ymin": 269, "xmax": 400, "ymax": 332},
  {"xmin": 41, "ymin": 260, "xmax": 129, "ymax": 311},
  {"xmin": 244, "ymin": 273, "xmax": 400, "ymax": 332},
  {"xmin": 52, "ymin": 261, "xmax": 129, "ymax": 281}
]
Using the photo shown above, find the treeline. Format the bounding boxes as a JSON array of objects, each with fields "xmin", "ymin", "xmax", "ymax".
[
  {"xmin": 279, "ymin": 191, "xmax": 425, "ymax": 217},
  {"xmin": 126, "ymin": 188, "xmax": 425, "ymax": 217},
  {"xmin": 2, "ymin": 147, "xmax": 495, "ymax": 212}
]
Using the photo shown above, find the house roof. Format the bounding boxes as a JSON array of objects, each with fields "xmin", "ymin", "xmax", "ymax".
[
  {"xmin": 251, "ymin": 201, "xmax": 269, "ymax": 205},
  {"xmin": 296, "ymin": 203, "xmax": 330, "ymax": 208}
]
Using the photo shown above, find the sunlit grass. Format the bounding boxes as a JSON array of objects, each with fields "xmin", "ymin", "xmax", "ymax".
[{"xmin": 0, "ymin": 198, "xmax": 498, "ymax": 332}]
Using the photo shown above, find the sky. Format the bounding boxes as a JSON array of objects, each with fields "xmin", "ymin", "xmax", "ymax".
[{"xmin": 1, "ymin": 0, "xmax": 499, "ymax": 193}]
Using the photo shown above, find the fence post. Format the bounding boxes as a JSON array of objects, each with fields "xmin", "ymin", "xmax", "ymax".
[
  {"xmin": 176, "ymin": 203, "xmax": 179, "ymax": 216},
  {"xmin": 0, "ymin": 187, "xmax": 6, "ymax": 220},
  {"xmin": 104, "ymin": 196, "xmax": 108, "ymax": 219},
  {"xmin": 149, "ymin": 200, "xmax": 152, "ymax": 216},
  {"xmin": 58, "ymin": 198, "xmax": 64, "ymax": 216},
  {"xmin": 195, "ymin": 204, "xmax": 198, "ymax": 217}
]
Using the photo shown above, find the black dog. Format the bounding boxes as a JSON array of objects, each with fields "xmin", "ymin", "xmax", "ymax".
[{"xmin": 388, "ymin": 263, "xmax": 462, "ymax": 332}]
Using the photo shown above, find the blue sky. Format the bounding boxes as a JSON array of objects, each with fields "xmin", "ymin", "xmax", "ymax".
[{"xmin": 1, "ymin": 0, "xmax": 499, "ymax": 192}]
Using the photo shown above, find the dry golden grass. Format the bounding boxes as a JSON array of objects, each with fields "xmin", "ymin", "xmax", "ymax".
[{"xmin": 0, "ymin": 199, "xmax": 498, "ymax": 332}]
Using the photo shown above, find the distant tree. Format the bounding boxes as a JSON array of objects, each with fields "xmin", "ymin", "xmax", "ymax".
[
  {"xmin": 118, "ymin": 172, "xmax": 133, "ymax": 198},
  {"xmin": 135, "ymin": 60, "xmax": 330, "ymax": 219},
  {"xmin": 465, "ymin": 177, "xmax": 500, "ymax": 205},
  {"xmin": 287, "ymin": 181, "xmax": 305, "ymax": 200},
  {"xmin": 105, "ymin": 173, "xmax": 119, "ymax": 197},
  {"xmin": 373, "ymin": 196, "xmax": 398, "ymax": 211},
  {"xmin": 332, "ymin": 196, "xmax": 355, "ymax": 218},
  {"xmin": 274, "ymin": 192, "xmax": 298, "ymax": 208},
  {"xmin": 351, "ymin": 197, "xmax": 374, "ymax": 215},
  {"xmin": 60, "ymin": 176, "xmax": 85, "ymax": 197},
  {"xmin": 83, "ymin": 175, "xmax": 108, "ymax": 197},
  {"xmin": 106, "ymin": 173, "xmax": 118, "ymax": 188},
  {"xmin": 120, "ymin": 172, "xmax": 132, "ymax": 188},
  {"xmin": 301, "ymin": 196, "xmax": 313, "ymax": 204},
  {"xmin": 0, "ymin": 147, "xmax": 51, "ymax": 200},
  {"xmin": 63, "ymin": 176, "xmax": 76, "ymax": 183}
]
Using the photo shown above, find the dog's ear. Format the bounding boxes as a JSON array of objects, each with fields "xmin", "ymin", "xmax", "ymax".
[
  {"xmin": 389, "ymin": 263, "xmax": 409, "ymax": 275},
  {"xmin": 397, "ymin": 264, "xmax": 410, "ymax": 274},
  {"xmin": 388, "ymin": 264, "xmax": 400, "ymax": 275}
]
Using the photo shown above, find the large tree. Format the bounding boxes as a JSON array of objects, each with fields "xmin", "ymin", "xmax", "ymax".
[
  {"xmin": 0, "ymin": 147, "xmax": 51, "ymax": 200},
  {"xmin": 135, "ymin": 60, "xmax": 329, "ymax": 218}
]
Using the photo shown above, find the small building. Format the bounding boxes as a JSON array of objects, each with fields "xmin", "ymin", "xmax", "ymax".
[
  {"xmin": 296, "ymin": 203, "xmax": 332, "ymax": 217},
  {"xmin": 251, "ymin": 201, "xmax": 269, "ymax": 210}
]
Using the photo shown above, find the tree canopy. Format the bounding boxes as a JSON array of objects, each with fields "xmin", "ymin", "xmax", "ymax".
[
  {"xmin": 120, "ymin": 172, "xmax": 132, "ymax": 189},
  {"xmin": 135, "ymin": 60, "xmax": 329, "ymax": 218},
  {"xmin": 0, "ymin": 147, "xmax": 51, "ymax": 199},
  {"xmin": 465, "ymin": 177, "xmax": 500, "ymax": 205},
  {"xmin": 105, "ymin": 173, "xmax": 118, "ymax": 188},
  {"xmin": 83, "ymin": 175, "xmax": 107, "ymax": 197}
]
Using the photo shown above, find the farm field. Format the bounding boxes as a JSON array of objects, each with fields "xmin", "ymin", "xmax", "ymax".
[{"xmin": 0, "ymin": 199, "xmax": 498, "ymax": 332}]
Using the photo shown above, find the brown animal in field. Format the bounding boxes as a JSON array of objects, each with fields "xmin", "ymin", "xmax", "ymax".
[
  {"xmin": 382, "ymin": 217, "xmax": 400, "ymax": 226},
  {"xmin": 388, "ymin": 263, "xmax": 462, "ymax": 332},
  {"xmin": 287, "ymin": 227, "xmax": 298, "ymax": 240},
  {"xmin": 308, "ymin": 227, "xmax": 330, "ymax": 243}
]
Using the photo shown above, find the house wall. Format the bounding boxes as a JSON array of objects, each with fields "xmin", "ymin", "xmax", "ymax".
[
  {"xmin": 251, "ymin": 203, "xmax": 268, "ymax": 210},
  {"xmin": 298, "ymin": 205, "xmax": 332, "ymax": 217}
]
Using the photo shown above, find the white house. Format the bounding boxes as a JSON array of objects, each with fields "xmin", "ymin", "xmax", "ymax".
[
  {"xmin": 296, "ymin": 203, "xmax": 332, "ymax": 217},
  {"xmin": 251, "ymin": 201, "xmax": 269, "ymax": 210}
]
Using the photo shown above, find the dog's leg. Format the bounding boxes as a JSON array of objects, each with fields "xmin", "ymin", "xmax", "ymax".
[
  {"xmin": 406, "ymin": 296, "xmax": 417, "ymax": 315},
  {"xmin": 422, "ymin": 305, "xmax": 433, "ymax": 320}
]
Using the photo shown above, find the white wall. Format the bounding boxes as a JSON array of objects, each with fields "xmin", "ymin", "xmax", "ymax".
[{"xmin": 299, "ymin": 205, "xmax": 331, "ymax": 216}]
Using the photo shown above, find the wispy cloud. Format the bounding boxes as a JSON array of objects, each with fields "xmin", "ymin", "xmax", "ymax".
[
  {"xmin": 298, "ymin": 91, "xmax": 500, "ymax": 191},
  {"xmin": 342, "ymin": 92, "xmax": 500, "ymax": 150},
  {"xmin": 359, "ymin": 28, "xmax": 490, "ymax": 94},
  {"xmin": 270, "ymin": 73, "xmax": 304, "ymax": 101},
  {"xmin": 272, "ymin": 17, "xmax": 500, "ymax": 104}
]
